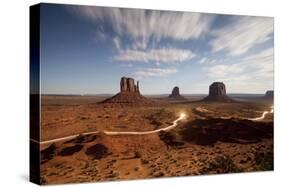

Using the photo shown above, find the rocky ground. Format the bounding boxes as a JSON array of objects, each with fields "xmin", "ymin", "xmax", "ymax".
[{"xmin": 39, "ymin": 96, "xmax": 273, "ymax": 185}]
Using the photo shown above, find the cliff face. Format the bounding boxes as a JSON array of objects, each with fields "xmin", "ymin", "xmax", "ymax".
[
  {"xmin": 120, "ymin": 77, "xmax": 139, "ymax": 93},
  {"xmin": 203, "ymin": 82, "xmax": 233, "ymax": 102},
  {"xmin": 168, "ymin": 86, "xmax": 184, "ymax": 99},
  {"xmin": 209, "ymin": 82, "xmax": 226, "ymax": 97}
]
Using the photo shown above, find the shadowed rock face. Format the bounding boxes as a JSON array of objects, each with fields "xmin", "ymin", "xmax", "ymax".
[
  {"xmin": 203, "ymin": 82, "xmax": 233, "ymax": 102},
  {"xmin": 169, "ymin": 86, "xmax": 184, "ymax": 99},
  {"xmin": 264, "ymin": 90, "xmax": 273, "ymax": 99},
  {"xmin": 209, "ymin": 82, "xmax": 226, "ymax": 97}
]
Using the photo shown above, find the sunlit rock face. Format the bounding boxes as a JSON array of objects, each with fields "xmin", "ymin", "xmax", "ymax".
[
  {"xmin": 203, "ymin": 82, "xmax": 233, "ymax": 102},
  {"xmin": 169, "ymin": 86, "xmax": 184, "ymax": 99},
  {"xmin": 120, "ymin": 77, "xmax": 139, "ymax": 93}
]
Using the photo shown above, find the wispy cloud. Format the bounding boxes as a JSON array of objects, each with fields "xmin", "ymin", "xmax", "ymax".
[
  {"xmin": 114, "ymin": 48, "xmax": 196, "ymax": 64},
  {"xmin": 207, "ymin": 64, "xmax": 243, "ymax": 78},
  {"xmin": 210, "ymin": 16, "xmax": 273, "ymax": 56},
  {"xmin": 66, "ymin": 5, "xmax": 273, "ymax": 92},
  {"xmin": 69, "ymin": 6, "xmax": 215, "ymax": 52},
  {"xmin": 199, "ymin": 57, "xmax": 217, "ymax": 65},
  {"xmin": 132, "ymin": 67, "xmax": 178, "ymax": 79},
  {"xmin": 71, "ymin": 6, "xmax": 214, "ymax": 40},
  {"xmin": 207, "ymin": 47, "xmax": 273, "ymax": 79},
  {"xmin": 206, "ymin": 47, "xmax": 273, "ymax": 92},
  {"xmin": 113, "ymin": 36, "xmax": 121, "ymax": 51},
  {"xmin": 241, "ymin": 47, "xmax": 273, "ymax": 79}
]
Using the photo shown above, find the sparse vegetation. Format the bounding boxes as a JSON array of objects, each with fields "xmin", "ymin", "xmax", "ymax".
[
  {"xmin": 80, "ymin": 116, "xmax": 89, "ymax": 120},
  {"xmin": 134, "ymin": 151, "xmax": 141, "ymax": 158},
  {"xmin": 143, "ymin": 108, "xmax": 175, "ymax": 129},
  {"xmin": 40, "ymin": 95, "xmax": 273, "ymax": 184},
  {"xmin": 200, "ymin": 155, "xmax": 241, "ymax": 174},
  {"xmin": 141, "ymin": 159, "xmax": 149, "ymax": 164},
  {"xmin": 254, "ymin": 151, "xmax": 273, "ymax": 171}
]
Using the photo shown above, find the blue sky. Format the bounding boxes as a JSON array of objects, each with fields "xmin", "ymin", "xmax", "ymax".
[{"xmin": 40, "ymin": 3, "xmax": 274, "ymax": 94}]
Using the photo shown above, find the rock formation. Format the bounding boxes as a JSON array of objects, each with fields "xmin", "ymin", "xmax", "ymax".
[
  {"xmin": 100, "ymin": 77, "xmax": 154, "ymax": 105},
  {"xmin": 203, "ymin": 82, "xmax": 233, "ymax": 102},
  {"xmin": 168, "ymin": 86, "xmax": 184, "ymax": 99},
  {"xmin": 264, "ymin": 90, "xmax": 273, "ymax": 100},
  {"xmin": 209, "ymin": 82, "xmax": 226, "ymax": 97},
  {"xmin": 120, "ymin": 77, "xmax": 139, "ymax": 93}
]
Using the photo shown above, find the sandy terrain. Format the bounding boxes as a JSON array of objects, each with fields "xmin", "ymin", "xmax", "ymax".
[{"xmin": 38, "ymin": 95, "xmax": 273, "ymax": 185}]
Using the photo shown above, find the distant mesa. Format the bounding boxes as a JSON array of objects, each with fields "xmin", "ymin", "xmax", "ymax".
[
  {"xmin": 264, "ymin": 90, "xmax": 273, "ymax": 100},
  {"xmin": 100, "ymin": 77, "xmax": 154, "ymax": 105},
  {"xmin": 203, "ymin": 82, "xmax": 233, "ymax": 102},
  {"xmin": 168, "ymin": 86, "xmax": 185, "ymax": 100}
]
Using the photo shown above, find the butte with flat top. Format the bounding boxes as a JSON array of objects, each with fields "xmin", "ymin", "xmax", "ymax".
[{"xmin": 100, "ymin": 77, "xmax": 155, "ymax": 105}]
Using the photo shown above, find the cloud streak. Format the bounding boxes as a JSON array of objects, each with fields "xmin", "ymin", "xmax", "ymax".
[
  {"xmin": 199, "ymin": 57, "xmax": 217, "ymax": 65},
  {"xmin": 206, "ymin": 47, "xmax": 273, "ymax": 92},
  {"xmin": 210, "ymin": 16, "xmax": 273, "ymax": 56},
  {"xmin": 67, "ymin": 5, "xmax": 273, "ymax": 90},
  {"xmin": 114, "ymin": 48, "xmax": 196, "ymax": 64},
  {"xmin": 71, "ymin": 6, "xmax": 215, "ymax": 42},
  {"xmin": 132, "ymin": 67, "xmax": 178, "ymax": 79}
]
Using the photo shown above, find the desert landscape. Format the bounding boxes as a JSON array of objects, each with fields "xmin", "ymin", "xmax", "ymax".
[
  {"xmin": 30, "ymin": 4, "xmax": 274, "ymax": 185},
  {"xmin": 36, "ymin": 78, "xmax": 274, "ymax": 185}
]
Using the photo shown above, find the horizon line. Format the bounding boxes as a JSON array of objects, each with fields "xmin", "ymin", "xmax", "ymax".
[{"xmin": 38, "ymin": 92, "xmax": 271, "ymax": 96}]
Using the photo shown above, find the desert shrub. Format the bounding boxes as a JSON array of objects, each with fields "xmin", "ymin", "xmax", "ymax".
[
  {"xmin": 141, "ymin": 159, "xmax": 149, "ymax": 164},
  {"xmin": 134, "ymin": 151, "xmax": 141, "ymax": 158},
  {"xmin": 200, "ymin": 155, "xmax": 241, "ymax": 174},
  {"xmin": 254, "ymin": 151, "xmax": 273, "ymax": 171},
  {"xmin": 80, "ymin": 116, "xmax": 88, "ymax": 120}
]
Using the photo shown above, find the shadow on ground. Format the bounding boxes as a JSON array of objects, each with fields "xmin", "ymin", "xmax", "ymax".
[{"xmin": 179, "ymin": 118, "xmax": 273, "ymax": 146}]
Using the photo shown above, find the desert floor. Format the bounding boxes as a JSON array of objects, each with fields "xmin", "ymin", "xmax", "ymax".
[{"xmin": 38, "ymin": 95, "xmax": 273, "ymax": 185}]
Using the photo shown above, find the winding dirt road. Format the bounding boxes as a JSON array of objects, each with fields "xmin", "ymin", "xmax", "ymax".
[
  {"xmin": 249, "ymin": 105, "xmax": 274, "ymax": 121},
  {"xmin": 31, "ymin": 105, "xmax": 274, "ymax": 145},
  {"xmin": 195, "ymin": 105, "xmax": 274, "ymax": 121},
  {"xmin": 31, "ymin": 113, "xmax": 187, "ymax": 145}
]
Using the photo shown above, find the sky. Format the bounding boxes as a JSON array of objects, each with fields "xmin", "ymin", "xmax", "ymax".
[{"xmin": 40, "ymin": 3, "xmax": 274, "ymax": 95}]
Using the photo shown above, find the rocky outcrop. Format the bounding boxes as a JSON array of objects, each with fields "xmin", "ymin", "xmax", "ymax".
[
  {"xmin": 168, "ymin": 86, "xmax": 184, "ymax": 99},
  {"xmin": 203, "ymin": 82, "xmax": 233, "ymax": 102},
  {"xmin": 100, "ymin": 77, "xmax": 154, "ymax": 105},
  {"xmin": 209, "ymin": 82, "xmax": 226, "ymax": 97},
  {"xmin": 264, "ymin": 90, "xmax": 273, "ymax": 100},
  {"xmin": 120, "ymin": 77, "xmax": 139, "ymax": 93}
]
